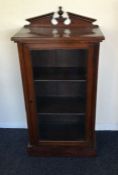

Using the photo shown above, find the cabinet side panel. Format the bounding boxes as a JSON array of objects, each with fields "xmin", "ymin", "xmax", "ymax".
[
  {"xmin": 86, "ymin": 45, "xmax": 95, "ymax": 144},
  {"xmin": 91, "ymin": 44, "xmax": 100, "ymax": 138},
  {"xmin": 17, "ymin": 43, "xmax": 39, "ymax": 145},
  {"xmin": 86, "ymin": 44, "xmax": 100, "ymax": 144}
]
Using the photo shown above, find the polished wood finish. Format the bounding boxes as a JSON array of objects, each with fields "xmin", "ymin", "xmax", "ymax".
[{"xmin": 11, "ymin": 7, "xmax": 104, "ymax": 156}]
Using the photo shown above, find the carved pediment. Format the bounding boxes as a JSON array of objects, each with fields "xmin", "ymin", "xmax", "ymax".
[{"xmin": 26, "ymin": 7, "xmax": 97, "ymax": 28}]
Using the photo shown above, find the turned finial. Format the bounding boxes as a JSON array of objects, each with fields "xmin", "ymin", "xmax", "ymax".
[{"xmin": 58, "ymin": 6, "xmax": 64, "ymax": 17}]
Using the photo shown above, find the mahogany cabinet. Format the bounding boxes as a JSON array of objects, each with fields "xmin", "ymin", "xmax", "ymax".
[{"xmin": 11, "ymin": 7, "xmax": 105, "ymax": 156}]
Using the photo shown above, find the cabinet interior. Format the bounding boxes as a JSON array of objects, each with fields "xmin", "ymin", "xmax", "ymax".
[{"xmin": 30, "ymin": 49, "xmax": 87, "ymax": 141}]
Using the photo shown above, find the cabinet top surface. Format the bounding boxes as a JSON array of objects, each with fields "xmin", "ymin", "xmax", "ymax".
[{"xmin": 11, "ymin": 7, "xmax": 105, "ymax": 43}]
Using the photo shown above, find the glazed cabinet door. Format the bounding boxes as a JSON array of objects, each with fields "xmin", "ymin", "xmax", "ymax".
[{"xmin": 21, "ymin": 44, "xmax": 95, "ymax": 146}]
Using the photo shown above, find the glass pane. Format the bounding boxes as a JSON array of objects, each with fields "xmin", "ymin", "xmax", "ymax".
[
  {"xmin": 31, "ymin": 49, "xmax": 87, "ymax": 67},
  {"xmin": 39, "ymin": 114, "xmax": 85, "ymax": 141},
  {"xmin": 30, "ymin": 49, "xmax": 88, "ymax": 141},
  {"xmin": 32, "ymin": 67, "xmax": 86, "ymax": 80}
]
